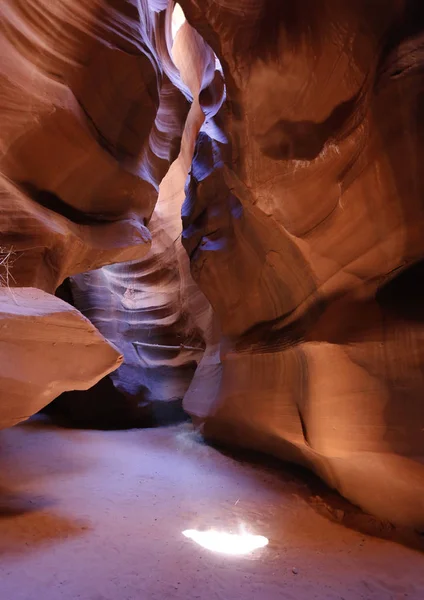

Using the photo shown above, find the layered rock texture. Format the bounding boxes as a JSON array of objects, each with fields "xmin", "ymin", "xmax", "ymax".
[
  {"xmin": 47, "ymin": 8, "xmax": 218, "ymax": 426},
  {"xmin": 0, "ymin": 1, "xmax": 191, "ymax": 423},
  {"xmin": 2, "ymin": 0, "xmax": 424, "ymax": 527},
  {"xmin": 177, "ymin": 0, "xmax": 424, "ymax": 527}
]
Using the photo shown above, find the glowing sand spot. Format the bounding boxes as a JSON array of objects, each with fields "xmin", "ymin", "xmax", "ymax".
[{"xmin": 182, "ymin": 529, "xmax": 269, "ymax": 555}]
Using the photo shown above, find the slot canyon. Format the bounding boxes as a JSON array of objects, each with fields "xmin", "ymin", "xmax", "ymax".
[{"xmin": 1, "ymin": 0, "xmax": 424, "ymax": 598}]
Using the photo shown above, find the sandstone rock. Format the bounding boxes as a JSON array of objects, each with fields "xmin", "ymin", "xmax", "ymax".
[
  {"xmin": 0, "ymin": 0, "xmax": 192, "ymax": 293},
  {"xmin": 0, "ymin": 0, "xmax": 190, "ymax": 420},
  {"xmin": 3, "ymin": 0, "xmax": 424, "ymax": 529},
  {"xmin": 179, "ymin": 0, "xmax": 424, "ymax": 527},
  {"xmin": 50, "ymin": 10, "xmax": 218, "ymax": 424},
  {"xmin": 0, "ymin": 287, "xmax": 122, "ymax": 429}
]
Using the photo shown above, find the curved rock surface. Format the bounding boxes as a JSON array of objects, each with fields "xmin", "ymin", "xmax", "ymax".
[
  {"xmin": 0, "ymin": 287, "xmax": 122, "ymax": 429},
  {"xmin": 179, "ymin": 0, "xmax": 424, "ymax": 527},
  {"xmin": 2, "ymin": 0, "xmax": 424, "ymax": 528},
  {"xmin": 0, "ymin": 0, "xmax": 194, "ymax": 293},
  {"xmin": 0, "ymin": 0, "xmax": 190, "ymax": 419},
  {"xmin": 49, "ymin": 11, "xmax": 218, "ymax": 426}
]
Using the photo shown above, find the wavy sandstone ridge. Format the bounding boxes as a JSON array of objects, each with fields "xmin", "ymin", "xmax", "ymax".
[
  {"xmin": 0, "ymin": 0, "xmax": 193, "ymax": 292},
  {"xmin": 0, "ymin": 1, "xmax": 190, "ymax": 417},
  {"xmin": 51, "ymin": 9, "xmax": 220, "ymax": 425},
  {"xmin": 179, "ymin": 0, "xmax": 424, "ymax": 527}
]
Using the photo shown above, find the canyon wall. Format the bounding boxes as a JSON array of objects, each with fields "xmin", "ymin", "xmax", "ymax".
[
  {"xmin": 0, "ymin": 0, "xmax": 190, "ymax": 425},
  {"xmin": 178, "ymin": 0, "xmax": 424, "ymax": 527},
  {"xmin": 1, "ymin": 0, "xmax": 424, "ymax": 527},
  {"xmin": 50, "ymin": 10, "xmax": 220, "ymax": 426}
]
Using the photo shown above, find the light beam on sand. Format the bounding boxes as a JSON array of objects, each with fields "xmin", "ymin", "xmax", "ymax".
[{"xmin": 182, "ymin": 529, "xmax": 269, "ymax": 555}]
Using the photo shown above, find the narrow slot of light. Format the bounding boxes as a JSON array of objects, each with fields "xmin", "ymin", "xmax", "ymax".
[
  {"xmin": 182, "ymin": 529, "xmax": 269, "ymax": 555},
  {"xmin": 172, "ymin": 3, "xmax": 186, "ymax": 39}
]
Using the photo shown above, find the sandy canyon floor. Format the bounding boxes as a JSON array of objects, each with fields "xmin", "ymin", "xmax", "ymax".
[{"xmin": 0, "ymin": 418, "xmax": 423, "ymax": 600}]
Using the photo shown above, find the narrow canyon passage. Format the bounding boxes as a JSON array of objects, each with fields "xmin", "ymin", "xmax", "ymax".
[
  {"xmin": 2, "ymin": 0, "xmax": 424, "ymax": 597},
  {"xmin": 0, "ymin": 419, "xmax": 423, "ymax": 600}
]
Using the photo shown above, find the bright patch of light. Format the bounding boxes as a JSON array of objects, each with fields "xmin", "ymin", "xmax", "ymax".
[
  {"xmin": 182, "ymin": 529, "xmax": 269, "ymax": 555},
  {"xmin": 172, "ymin": 3, "xmax": 186, "ymax": 39}
]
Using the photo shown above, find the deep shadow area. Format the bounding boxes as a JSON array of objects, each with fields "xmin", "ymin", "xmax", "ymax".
[
  {"xmin": 42, "ymin": 377, "xmax": 191, "ymax": 431},
  {"xmin": 20, "ymin": 184, "xmax": 116, "ymax": 224},
  {"xmin": 376, "ymin": 259, "xmax": 424, "ymax": 321},
  {"xmin": 257, "ymin": 90, "xmax": 363, "ymax": 161},
  {"xmin": 41, "ymin": 377, "xmax": 155, "ymax": 430}
]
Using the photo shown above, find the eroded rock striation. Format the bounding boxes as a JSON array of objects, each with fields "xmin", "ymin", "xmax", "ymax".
[
  {"xmin": 177, "ymin": 0, "xmax": 424, "ymax": 527},
  {"xmin": 48, "ymin": 10, "xmax": 218, "ymax": 425},
  {"xmin": 0, "ymin": 0, "xmax": 191, "ymax": 417}
]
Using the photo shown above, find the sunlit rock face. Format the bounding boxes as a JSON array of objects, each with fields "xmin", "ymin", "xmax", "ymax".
[{"xmin": 179, "ymin": 0, "xmax": 424, "ymax": 527}]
